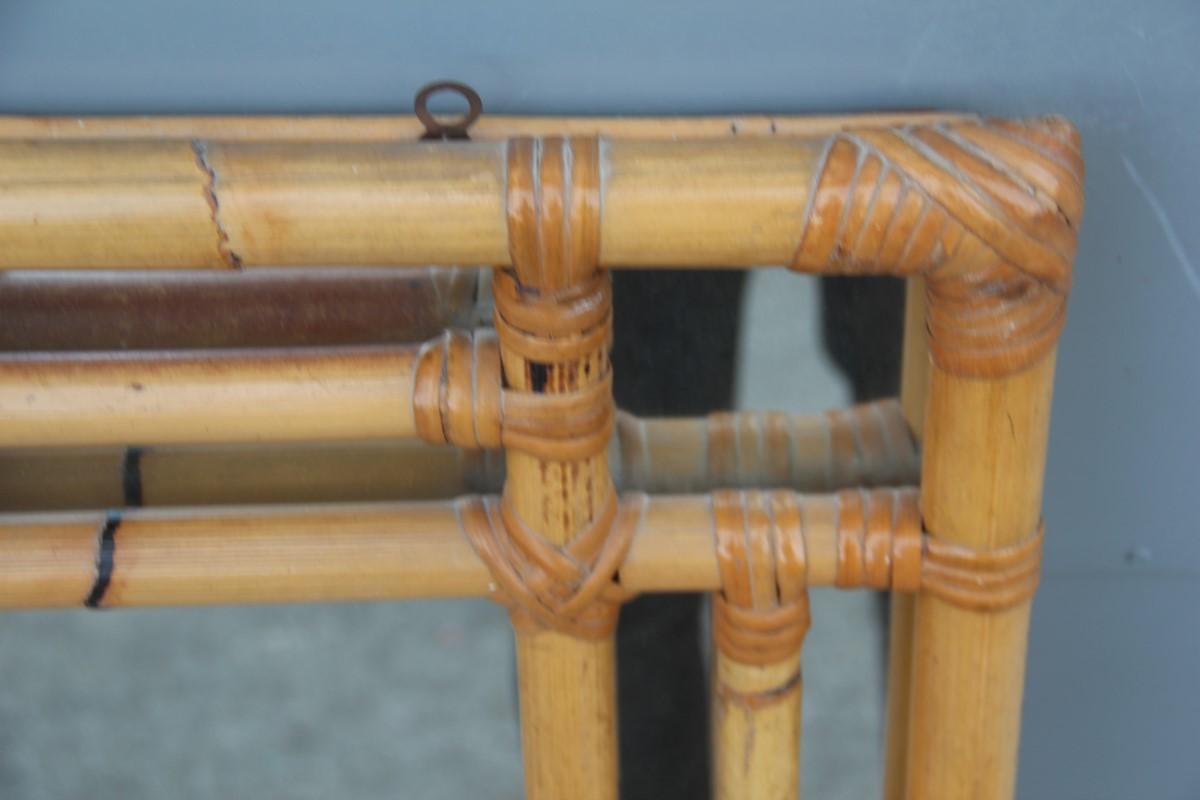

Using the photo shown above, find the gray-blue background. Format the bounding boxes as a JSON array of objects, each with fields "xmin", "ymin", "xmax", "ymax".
[{"xmin": 2, "ymin": 1, "xmax": 1197, "ymax": 797}]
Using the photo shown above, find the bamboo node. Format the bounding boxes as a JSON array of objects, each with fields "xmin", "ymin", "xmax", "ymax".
[
  {"xmin": 790, "ymin": 117, "xmax": 1083, "ymax": 377},
  {"xmin": 457, "ymin": 490, "xmax": 645, "ymax": 638}
]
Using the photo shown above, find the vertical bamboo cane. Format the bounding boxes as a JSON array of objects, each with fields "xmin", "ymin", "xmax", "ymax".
[
  {"xmin": 904, "ymin": 348, "xmax": 1056, "ymax": 798},
  {"xmin": 713, "ymin": 654, "xmax": 805, "ymax": 799},
  {"xmin": 883, "ymin": 278, "xmax": 929, "ymax": 799},
  {"xmin": 711, "ymin": 491, "xmax": 811, "ymax": 800},
  {"xmin": 499, "ymin": 137, "xmax": 619, "ymax": 800},
  {"xmin": 781, "ymin": 114, "xmax": 1080, "ymax": 799}
]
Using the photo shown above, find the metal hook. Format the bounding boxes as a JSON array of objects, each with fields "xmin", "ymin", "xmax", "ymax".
[{"xmin": 414, "ymin": 81, "xmax": 482, "ymax": 141}]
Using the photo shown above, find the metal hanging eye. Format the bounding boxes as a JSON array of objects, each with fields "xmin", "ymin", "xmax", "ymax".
[{"xmin": 414, "ymin": 81, "xmax": 483, "ymax": 140}]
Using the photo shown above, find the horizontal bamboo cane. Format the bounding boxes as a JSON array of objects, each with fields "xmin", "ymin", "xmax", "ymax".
[
  {"xmin": 0, "ymin": 117, "xmax": 1072, "ymax": 282},
  {"xmin": 0, "ymin": 331, "xmax": 918, "ymax": 458},
  {"xmin": 0, "ymin": 400, "xmax": 918, "ymax": 510},
  {"xmin": 0, "ymin": 346, "xmax": 420, "ymax": 447},
  {"xmin": 0, "ymin": 112, "xmax": 964, "ymax": 143},
  {"xmin": 0, "ymin": 267, "xmax": 485, "ymax": 351},
  {"xmin": 0, "ymin": 137, "xmax": 817, "ymax": 269},
  {"xmin": 0, "ymin": 488, "xmax": 925, "ymax": 609}
]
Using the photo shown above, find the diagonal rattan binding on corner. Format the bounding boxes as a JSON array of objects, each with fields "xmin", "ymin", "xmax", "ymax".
[{"xmin": 790, "ymin": 117, "xmax": 1083, "ymax": 377}]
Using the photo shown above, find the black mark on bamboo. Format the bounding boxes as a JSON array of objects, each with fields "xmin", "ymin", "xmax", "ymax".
[
  {"xmin": 84, "ymin": 510, "xmax": 121, "ymax": 609},
  {"xmin": 121, "ymin": 447, "xmax": 144, "ymax": 507}
]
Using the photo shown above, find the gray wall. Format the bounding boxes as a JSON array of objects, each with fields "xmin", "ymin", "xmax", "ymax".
[{"xmin": 2, "ymin": 1, "xmax": 1198, "ymax": 796}]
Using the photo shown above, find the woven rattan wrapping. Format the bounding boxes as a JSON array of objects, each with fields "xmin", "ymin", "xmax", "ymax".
[
  {"xmin": 790, "ymin": 117, "xmax": 1083, "ymax": 377},
  {"xmin": 922, "ymin": 524, "xmax": 1044, "ymax": 611},
  {"xmin": 457, "ymin": 491, "xmax": 644, "ymax": 638},
  {"xmin": 712, "ymin": 491, "xmax": 812, "ymax": 667},
  {"xmin": 456, "ymin": 135, "xmax": 634, "ymax": 638}
]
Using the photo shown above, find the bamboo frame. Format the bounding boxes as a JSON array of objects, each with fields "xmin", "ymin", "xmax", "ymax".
[
  {"xmin": 0, "ymin": 399, "xmax": 919, "ymax": 511},
  {"xmin": 0, "ymin": 109, "xmax": 1082, "ymax": 800}
]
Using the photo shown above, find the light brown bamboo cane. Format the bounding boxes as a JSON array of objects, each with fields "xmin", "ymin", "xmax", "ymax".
[
  {"xmin": 713, "ymin": 653, "xmax": 805, "ymax": 799},
  {"xmin": 706, "ymin": 484, "xmax": 923, "ymax": 799},
  {"xmin": 0, "ymin": 112, "xmax": 965, "ymax": 143},
  {"xmin": 0, "ymin": 137, "xmax": 821, "ymax": 270},
  {"xmin": 0, "ymin": 441, "xmax": 502, "ymax": 511},
  {"xmin": 498, "ymin": 139, "xmax": 619, "ymax": 798},
  {"xmin": 0, "ymin": 399, "xmax": 918, "ymax": 511},
  {"xmin": 0, "ymin": 346, "xmax": 420, "ymax": 447},
  {"xmin": 0, "ymin": 267, "xmax": 485, "ymax": 351},
  {"xmin": 0, "ymin": 490, "xmax": 918, "ymax": 609},
  {"xmin": 904, "ymin": 352, "xmax": 1056, "ymax": 798},
  {"xmin": 883, "ymin": 278, "xmax": 930, "ymax": 799}
]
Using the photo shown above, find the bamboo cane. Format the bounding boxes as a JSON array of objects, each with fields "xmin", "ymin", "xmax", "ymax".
[
  {"xmin": 883, "ymin": 278, "xmax": 930, "ymax": 799},
  {"xmin": 0, "ymin": 137, "xmax": 840, "ymax": 270},
  {"xmin": 0, "ymin": 488, "xmax": 923, "ymax": 610},
  {"xmin": 0, "ymin": 329, "xmax": 921, "ymax": 456},
  {"xmin": 492, "ymin": 138, "xmax": 620, "ymax": 800},
  {"xmin": 714, "ymin": 653, "xmax": 805, "ymax": 799},
  {"xmin": 0, "ymin": 267, "xmax": 485, "ymax": 351},
  {"xmin": 0, "ymin": 399, "xmax": 918, "ymax": 511},
  {"xmin": 904, "ymin": 352, "xmax": 1056, "ymax": 798},
  {"xmin": 0, "ymin": 112, "xmax": 965, "ymax": 143},
  {"xmin": 706, "ymin": 487, "xmax": 925, "ymax": 800},
  {"xmin": 0, "ymin": 120, "xmax": 1081, "ymax": 278},
  {"xmin": 0, "ymin": 441, "xmax": 502, "ymax": 511},
  {"xmin": 0, "ymin": 345, "xmax": 421, "ymax": 447},
  {"xmin": 710, "ymin": 491, "xmax": 811, "ymax": 800}
]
